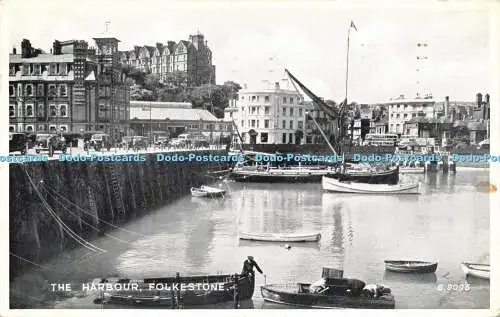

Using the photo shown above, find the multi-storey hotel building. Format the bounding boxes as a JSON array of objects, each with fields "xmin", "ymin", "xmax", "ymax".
[{"xmin": 380, "ymin": 95, "xmax": 436, "ymax": 135}]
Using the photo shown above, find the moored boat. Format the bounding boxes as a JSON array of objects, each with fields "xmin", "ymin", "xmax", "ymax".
[
  {"xmin": 231, "ymin": 167, "xmax": 329, "ymax": 183},
  {"xmin": 399, "ymin": 167, "xmax": 425, "ymax": 174},
  {"xmin": 384, "ymin": 260, "xmax": 438, "ymax": 273},
  {"xmin": 461, "ymin": 262, "xmax": 490, "ymax": 280},
  {"xmin": 190, "ymin": 185, "xmax": 226, "ymax": 198},
  {"xmin": 322, "ymin": 176, "xmax": 419, "ymax": 195},
  {"xmin": 239, "ymin": 231, "xmax": 321, "ymax": 242},
  {"xmin": 93, "ymin": 273, "xmax": 255, "ymax": 307},
  {"xmin": 327, "ymin": 165, "xmax": 400, "ymax": 185},
  {"xmin": 261, "ymin": 267, "xmax": 395, "ymax": 309}
]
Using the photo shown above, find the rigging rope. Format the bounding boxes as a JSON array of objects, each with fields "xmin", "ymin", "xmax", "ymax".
[
  {"xmin": 9, "ymin": 251, "xmax": 57, "ymax": 272},
  {"xmin": 22, "ymin": 166, "xmax": 106, "ymax": 253}
]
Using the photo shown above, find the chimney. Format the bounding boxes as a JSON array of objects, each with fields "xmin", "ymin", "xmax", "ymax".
[
  {"xmin": 444, "ymin": 96, "xmax": 449, "ymax": 119},
  {"xmin": 485, "ymin": 93, "xmax": 490, "ymax": 104},
  {"xmin": 21, "ymin": 39, "xmax": 32, "ymax": 58},
  {"xmin": 53, "ymin": 40, "xmax": 62, "ymax": 55},
  {"xmin": 12, "ymin": 47, "xmax": 17, "ymax": 54},
  {"xmin": 167, "ymin": 41, "xmax": 176, "ymax": 53},
  {"xmin": 275, "ymin": 82, "xmax": 280, "ymax": 90},
  {"xmin": 476, "ymin": 93, "xmax": 483, "ymax": 107}
]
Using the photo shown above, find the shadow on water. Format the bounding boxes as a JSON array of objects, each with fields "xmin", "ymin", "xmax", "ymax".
[
  {"xmin": 383, "ymin": 271, "xmax": 438, "ymax": 284},
  {"xmin": 465, "ymin": 275, "xmax": 490, "ymax": 286}
]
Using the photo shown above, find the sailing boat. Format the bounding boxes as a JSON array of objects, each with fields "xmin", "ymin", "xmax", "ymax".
[{"xmin": 285, "ymin": 21, "xmax": 401, "ymax": 187}]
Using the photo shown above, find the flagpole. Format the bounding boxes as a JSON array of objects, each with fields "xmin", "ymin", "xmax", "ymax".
[{"xmin": 345, "ymin": 27, "xmax": 351, "ymax": 107}]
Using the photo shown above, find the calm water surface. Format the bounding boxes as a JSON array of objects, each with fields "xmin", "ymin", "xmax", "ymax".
[{"xmin": 11, "ymin": 170, "xmax": 490, "ymax": 309}]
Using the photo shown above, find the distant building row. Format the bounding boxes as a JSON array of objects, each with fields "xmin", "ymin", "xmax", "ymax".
[{"xmin": 120, "ymin": 33, "xmax": 216, "ymax": 87}]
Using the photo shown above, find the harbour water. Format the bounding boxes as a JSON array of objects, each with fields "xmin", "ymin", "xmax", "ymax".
[{"xmin": 10, "ymin": 170, "xmax": 490, "ymax": 309}]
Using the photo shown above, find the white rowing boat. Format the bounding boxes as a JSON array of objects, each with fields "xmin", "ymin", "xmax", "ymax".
[
  {"xmin": 461, "ymin": 262, "xmax": 490, "ymax": 280},
  {"xmin": 322, "ymin": 176, "xmax": 419, "ymax": 194},
  {"xmin": 399, "ymin": 167, "xmax": 425, "ymax": 174},
  {"xmin": 239, "ymin": 232, "xmax": 321, "ymax": 242},
  {"xmin": 190, "ymin": 185, "xmax": 226, "ymax": 198}
]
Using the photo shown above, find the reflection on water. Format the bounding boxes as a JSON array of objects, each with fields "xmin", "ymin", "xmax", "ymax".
[{"xmin": 11, "ymin": 171, "xmax": 489, "ymax": 309}]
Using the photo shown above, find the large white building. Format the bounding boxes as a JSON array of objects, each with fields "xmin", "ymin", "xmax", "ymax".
[
  {"xmin": 379, "ymin": 95, "xmax": 437, "ymax": 135},
  {"xmin": 224, "ymin": 82, "xmax": 327, "ymax": 145}
]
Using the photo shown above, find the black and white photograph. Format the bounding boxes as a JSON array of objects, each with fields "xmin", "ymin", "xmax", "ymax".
[{"xmin": 2, "ymin": 0, "xmax": 499, "ymax": 314}]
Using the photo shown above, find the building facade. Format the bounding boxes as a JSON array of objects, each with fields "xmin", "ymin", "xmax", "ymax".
[
  {"xmin": 224, "ymin": 82, "xmax": 336, "ymax": 145},
  {"xmin": 9, "ymin": 38, "xmax": 130, "ymax": 138},
  {"xmin": 120, "ymin": 33, "xmax": 215, "ymax": 87},
  {"xmin": 129, "ymin": 101, "xmax": 231, "ymax": 139}
]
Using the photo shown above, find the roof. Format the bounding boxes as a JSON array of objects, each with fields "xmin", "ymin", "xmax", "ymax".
[
  {"xmin": 144, "ymin": 45, "xmax": 156, "ymax": 56},
  {"xmin": 9, "ymin": 53, "xmax": 74, "ymax": 63},
  {"xmin": 130, "ymin": 101, "xmax": 219, "ymax": 121}
]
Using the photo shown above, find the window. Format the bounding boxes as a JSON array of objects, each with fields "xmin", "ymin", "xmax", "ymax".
[
  {"xmin": 49, "ymin": 64, "xmax": 57, "ymax": 75},
  {"xmin": 26, "ymin": 84, "xmax": 33, "ymax": 96},
  {"xmin": 22, "ymin": 65, "xmax": 29, "ymax": 75},
  {"xmin": 282, "ymin": 120, "xmax": 286, "ymax": 129},
  {"xmin": 251, "ymin": 120, "xmax": 255, "ymax": 128},
  {"xmin": 404, "ymin": 114, "xmax": 408, "ymax": 118},
  {"xmin": 9, "ymin": 85, "xmax": 15, "ymax": 96},
  {"xmin": 48, "ymin": 85, "xmax": 56, "ymax": 96},
  {"xmin": 251, "ymin": 107, "xmax": 256, "ymax": 114},
  {"xmin": 37, "ymin": 104, "xmax": 44, "ymax": 117},
  {"xmin": 33, "ymin": 64, "xmax": 41, "ymax": 75},
  {"xmin": 396, "ymin": 114, "xmax": 400, "ymax": 118},
  {"xmin": 251, "ymin": 96, "xmax": 256, "ymax": 102},
  {"xmin": 59, "ymin": 84, "xmax": 67, "ymax": 97},
  {"xmin": 264, "ymin": 119, "xmax": 270, "ymax": 128},
  {"xmin": 282, "ymin": 133, "xmax": 286, "ymax": 143},
  {"xmin": 290, "ymin": 108, "xmax": 293, "ymax": 116},
  {"xmin": 298, "ymin": 121, "xmax": 303, "ymax": 129},
  {"xmin": 37, "ymin": 84, "xmax": 44, "ymax": 96},
  {"xmin": 59, "ymin": 125, "xmax": 68, "ymax": 132},
  {"xmin": 49, "ymin": 104, "xmax": 57, "ymax": 117},
  {"xmin": 25, "ymin": 104, "xmax": 34, "ymax": 117},
  {"xmin": 265, "ymin": 96, "xmax": 270, "ymax": 102},
  {"xmin": 241, "ymin": 120, "xmax": 244, "ymax": 127},
  {"xmin": 283, "ymin": 96, "xmax": 286, "ymax": 104},
  {"xmin": 49, "ymin": 125, "xmax": 57, "ymax": 132},
  {"xmin": 260, "ymin": 133, "xmax": 268, "ymax": 143},
  {"xmin": 290, "ymin": 97, "xmax": 294, "ymax": 104},
  {"xmin": 306, "ymin": 136, "xmax": 312, "ymax": 144},
  {"xmin": 17, "ymin": 84, "xmax": 22, "ymax": 96},
  {"xmin": 9, "ymin": 105, "xmax": 15, "ymax": 117},
  {"xmin": 26, "ymin": 125, "xmax": 34, "ymax": 132},
  {"xmin": 38, "ymin": 125, "xmax": 45, "ymax": 131},
  {"xmin": 9, "ymin": 126, "xmax": 15, "ymax": 132},
  {"xmin": 18, "ymin": 104, "xmax": 24, "ymax": 117},
  {"xmin": 256, "ymin": 120, "xmax": 259, "ymax": 128},
  {"xmin": 289, "ymin": 120, "xmax": 293, "ymax": 129},
  {"xmin": 282, "ymin": 107, "xmax": 286, "ymax": 116},
  {"xmin": 289, "ymin": 133, "xmax": 293, "ymax": 143},
  {"xmin": 391, "ymin": 114, "xmax": 394, "ymax": 118},
  {"xmin": 412, "ymin": 113, "xmax": 417, "ymax": 118},
  {"xmin": 264, "ymin": 106, "xmax": 270, "ymax": 115},
  {"xmin": 299, "ymin": 108, "xmax": 303, "ymax": 116}
]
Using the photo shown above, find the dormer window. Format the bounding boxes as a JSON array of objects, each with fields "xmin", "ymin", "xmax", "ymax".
[
  {"xmin": 49, "ymin": 64, "xmax": 57, "ymax": 75},
  {"xmin": 22, "ymin": 65, "xmax": 29, "ymax": 76}
]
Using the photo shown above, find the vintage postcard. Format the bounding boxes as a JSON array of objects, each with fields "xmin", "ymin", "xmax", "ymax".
[{"xmin": 1, "ymin": 0, "xmax": 498, "ymax": 316}]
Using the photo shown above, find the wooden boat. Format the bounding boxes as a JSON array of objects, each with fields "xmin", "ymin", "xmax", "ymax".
[
  {"xmin": 93, "ymin": 273, "xmax": 254, "ymax": 307},
  {"xmin": 327, "ymin": 165, "xmax": 400, "ymax": 185},
  {"xmin": 261, "ymin": 280, "xmax": 394, "ymax": 308},
  {"xmin": 461, "ymin": 262, "xmax": 490, "ymax": 280},
  {"xmin": 239, "ymin": 231, "xmax": 321, "ymax": 242},
  {"xmin": 322, "ymin": 176, "xmax": 419, "ymax": 194},
  {"xmin": 384, "ymin": 260, "xmax": 438, "ymax": 273},
  {"xmin": 190, "ymin": 185, "xmax": 225, "ymax": 198},
  {"xmin": 231, "ymin": 167, "xmax": 329, "ymax": 183}
]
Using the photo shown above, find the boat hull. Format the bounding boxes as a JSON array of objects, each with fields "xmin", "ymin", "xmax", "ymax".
[
  {"xmin": 239, "ymin": 232, "xmax": 321, "ymax": 242},
  {"xmin": 190, "ymin": 186, "xmax": 225, "ymax": 198},
  {"xmin": 231, "ymin": 170, "xmax": 325, "ymax": 183},
  {"xmin": 322, "ymin": 176, "xmax": 419, "ymax": 195},
  {"xmin": 95, "ymin": 274, "xmax": 254, "ymax": 307},
  {"xmin": 461, "ymin": 263, "xmax": 490, "ymax": 280},
  {"xmin": 326, "ymin": 166, "xmax": 399, "ymax": 185},
  {"xmin": 399, "ymin": 167, "xmax": 425, "ymax": 174},
  {"xmin": 384, "ymin": 261, "xmax": 438, "ymax": 273},
  {"xmin": 261, "ymin": 284, "xmax": 395, "ymax": 309}
]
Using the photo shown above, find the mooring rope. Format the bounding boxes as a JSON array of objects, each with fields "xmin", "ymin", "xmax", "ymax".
[
  {"xmin": 41, "ymin": 183, "xmax": 148, "ymax": 238},
  {"xmin": 22, "ymin": 166, "xmax": 106, "ymax": 253},
  {"xmin": 41, "ymin": 188, "xmax": 133, "ymax": 245}
]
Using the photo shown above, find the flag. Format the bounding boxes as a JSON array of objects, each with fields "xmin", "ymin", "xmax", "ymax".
[{"xmin": 350, "ymin": 20, "xmax": 358, "ymax": 31}]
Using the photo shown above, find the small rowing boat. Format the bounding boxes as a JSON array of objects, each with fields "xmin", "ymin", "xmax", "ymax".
[
  {"xmin": 461, "ymin": 262, "xmax": 490, "ymax": 280},
  {"xmin": 239, "ymin": 232, "xmax": 321, "ymax": 242},
  {"xmin": 190, "ymin": 185, "xmax": 226, "ymax": 198},
  {"xmin": 322, "ymin": 176, "xmax": 419, "ymax": 194},
  {"xmin": 384, "ymin": 260, "xmax": 438, "ymax": 273}
]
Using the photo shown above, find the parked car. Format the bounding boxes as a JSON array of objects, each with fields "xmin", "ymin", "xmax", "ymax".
[
  {"xmin": 34, "ymin": 133, "xmax": 67, "ymax": 156},
  {"xmin": 88, "ymin": 133, "xmax": 112, "ymax": 151},
  {"xmin": 155, "ymin": 136, "xmax": 169, "ymax": 147},
  {"xmin": 9, "ymin": 133, "xmax": 28, "ymax": 155}
]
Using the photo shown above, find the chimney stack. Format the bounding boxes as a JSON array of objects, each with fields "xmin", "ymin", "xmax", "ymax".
[
  {"xmin": 476, "ymin": 93, "xmax": 483, "ymax": 107},
  {"xmin": 12, "ymin": 47, "xmax": 17, "ymax": 54},
  {"xmin": 485, "ymin": 93, "xmax": 490, "ymax": 104},
  {"xmin": 275, "ymin": 82, "xmax": 280, "ymax": 90},
  {"xmin": 444, "ymin": 96, "xmax": 449, "ymax": 119}
]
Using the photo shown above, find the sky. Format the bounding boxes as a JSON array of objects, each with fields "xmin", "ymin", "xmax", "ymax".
[{"xmin": 5, "ymin": 0, "xmax": 496, "ymax": 104}]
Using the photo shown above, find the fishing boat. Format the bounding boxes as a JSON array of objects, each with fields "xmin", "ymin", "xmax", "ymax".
[
  {"xmin": 231, "ymin": 166, "xmax": 329, "ymax": 183},
  {"xmin": 261, "ymin": 268, "xmax": 395, "ymax": 309},
  {"xmin": 461, "ymin": 262, "xmax": 490, "ymax": 280},
  {"xmin": 239, "ymin": 231, "xmax": 321, "ymax": 242},
  {"xmin": 326, "ymin": 165, "xmax": 400, "ymax": 184},
  {"xmin": 93, "ymin": 273, "xmax": 255, "ymax": 307},
  {"xmin": 322, "ymin": 176, "xmax": 419, "ymax": 194},
  {"xmin": 190, "ymin": 185, "xmax": 226, "ymax": 198},
  {"xmin": 384, "ymin": 260, "xmax": 438, "ymax": 273}
]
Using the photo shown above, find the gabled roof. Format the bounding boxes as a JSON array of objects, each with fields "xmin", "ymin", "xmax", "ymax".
[
  {"xmin": 144, "ymin": 45, "xmax": 156, "ymax": 56},
  {"xmin": 10, "ymin": 53, "xmax": 74, "ymax": 63}
]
